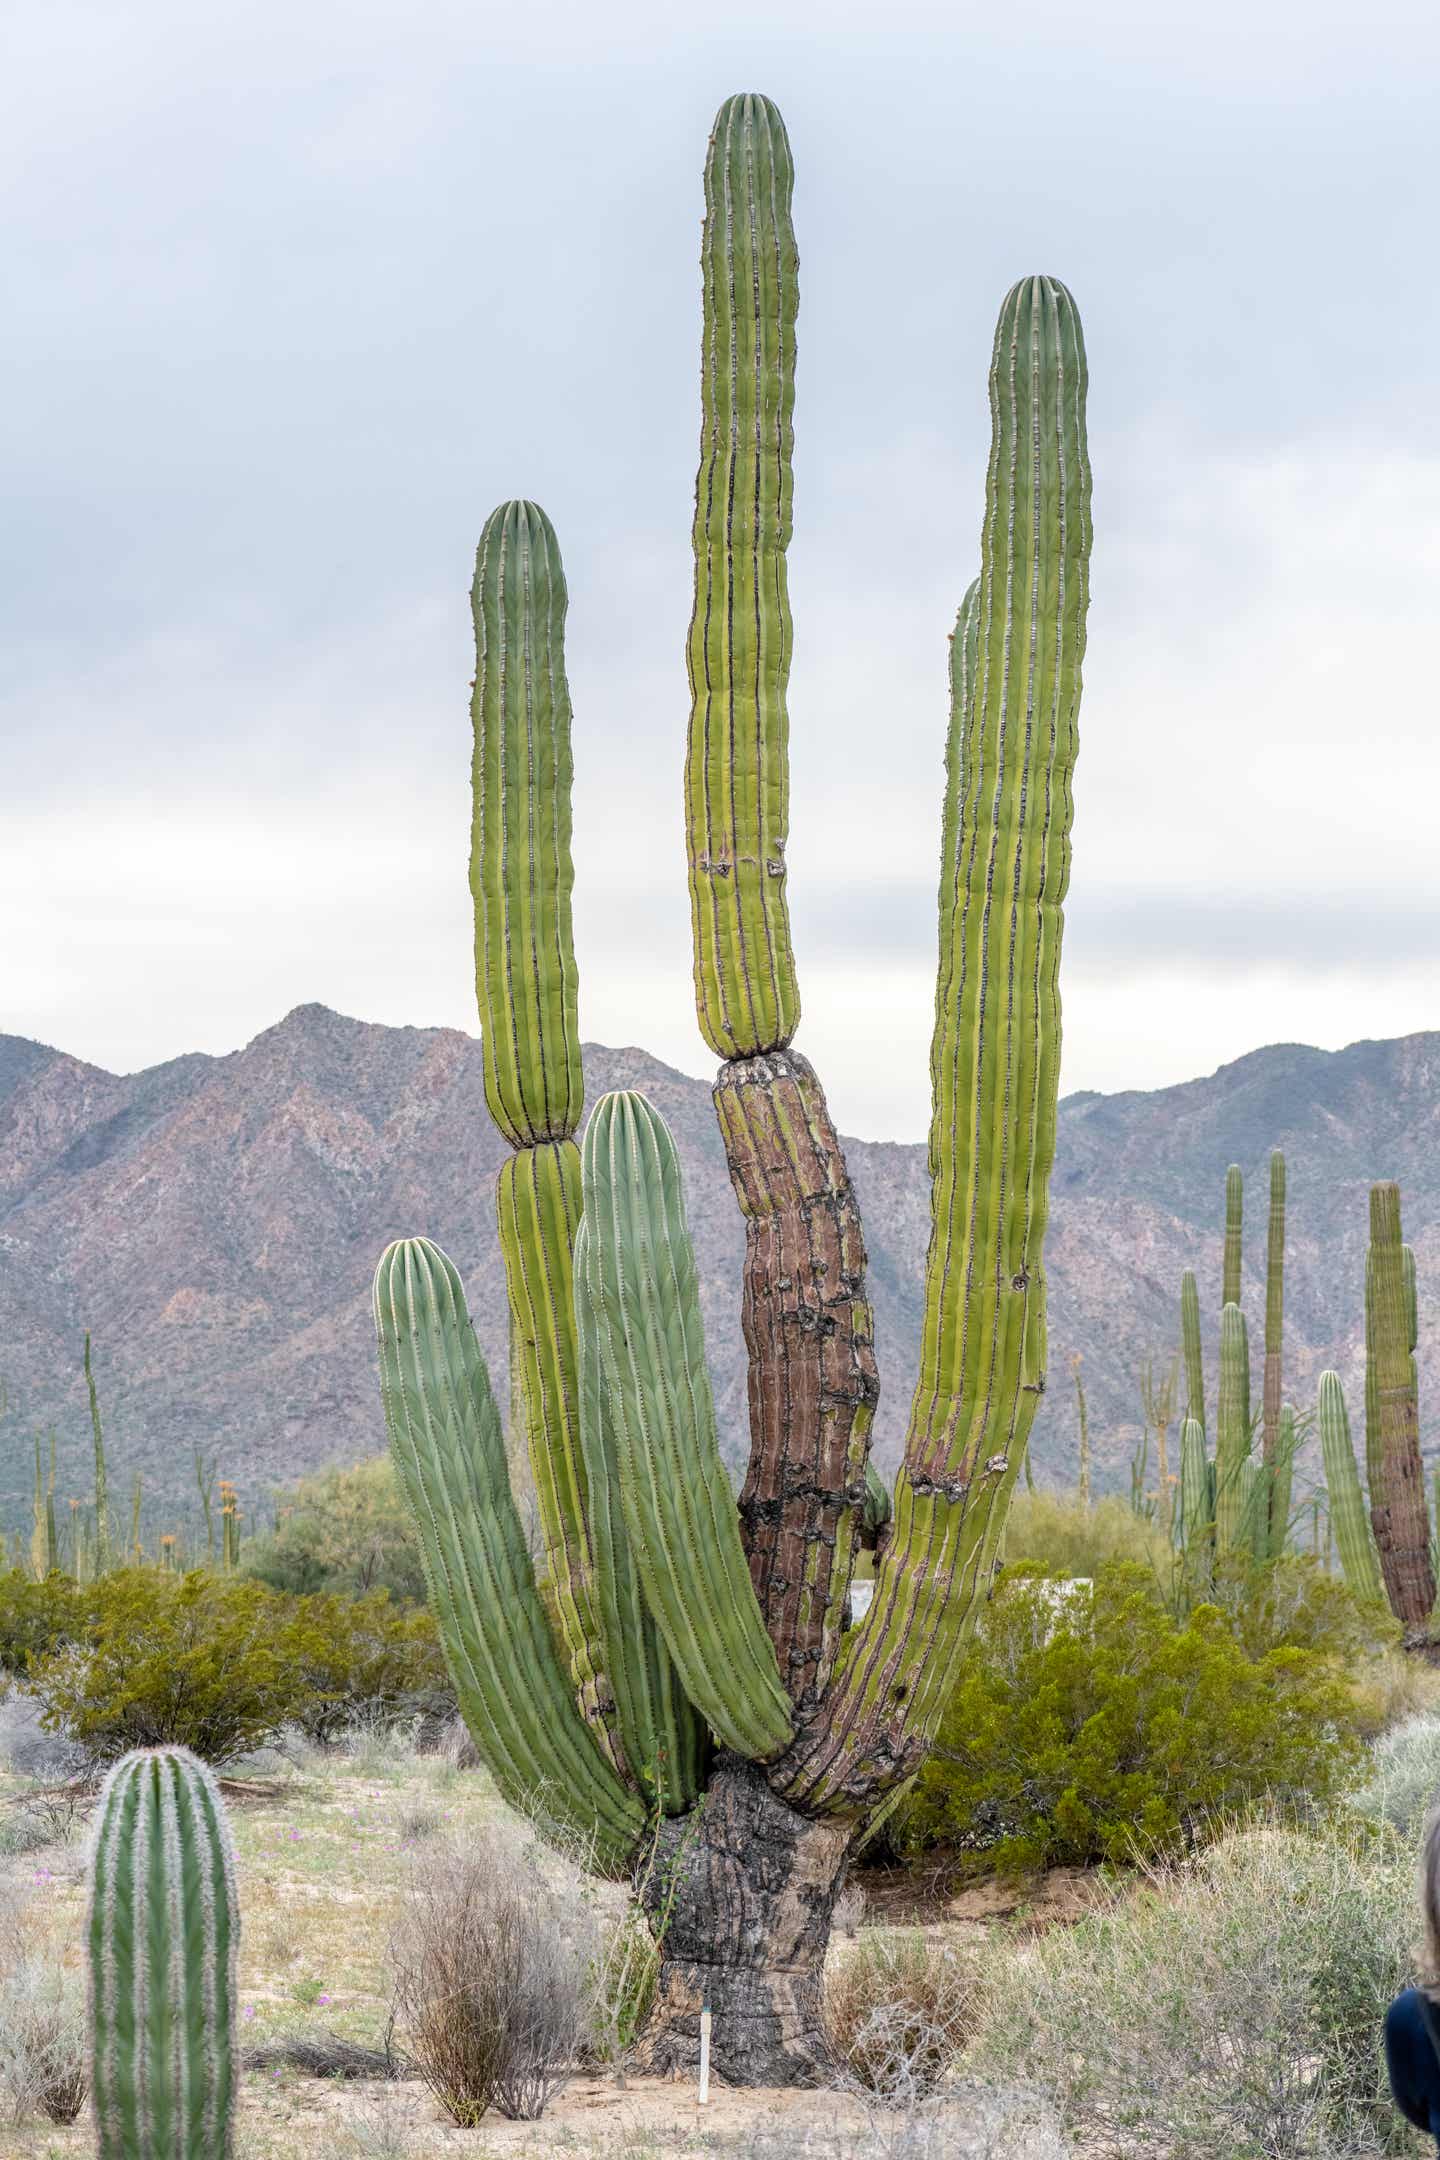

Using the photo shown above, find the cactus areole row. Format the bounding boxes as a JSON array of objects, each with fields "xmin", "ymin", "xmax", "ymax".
[{"xmin": 373, "ymin": 92, "xmax": 1092, "ymax": 2085}]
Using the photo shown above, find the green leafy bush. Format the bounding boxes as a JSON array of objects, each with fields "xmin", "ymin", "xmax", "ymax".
[
  {"xmin": 23, "ymin": 1569, "xmax": 454, "ymax": 1768},
  {"xmin": 1001, "ymin": 1491, "xmax": 1168, "ymax": 1578},
  {"xmin": 894, "ymin": 1565, "xmax": 1367, "ymax": 1874},
  {"xmin": 284, "ymin": 1591, "xmax": 450, "ymax": 1743},
  {"xmin": 0, "ymin": 1572, "xmax": 85, "ymax": 1678},
  {"xmin": 243, "ymin": 1457, "xmax": 428, "ymax": 1603},
  {"xmin": 26, "ymin": 1570, "xmax": 314, "ymax": 1767}
]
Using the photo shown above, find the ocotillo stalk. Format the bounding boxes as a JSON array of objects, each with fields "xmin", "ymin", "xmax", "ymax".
[
  {"xmin": 1214, "ymin": 1302, "xmax": 1252, "ymax": 1558},
  {"xmin": 780, "ymin": 274, "xmax": 1091, "ymax": 1809},
  {"xmin": 1365, "ymin": 1182, "xmax": 1433, "ymax": 1624},
  {"xmin": 1317, "ymin": 1370, "xmax": 1383, "ymax": 1605},
  {"xmin": 1222, "ymin": 1164, "xmax": 1244, "ymax": 1310},
  {"xmin": 1262, "ymin": 1150, "xmax": 1285, "ymax": 1481},
  {"xmin": 84, "ymin": 1331, "xmax": 110, "ymax": 1573},
  {"xmin": 87, "ymin": 1745, "xmax": 239, "ymax": 2160},
  {"xmin": 470, "ymin": 499, "xmax": 621, "ymax": 1767},
  {"xmin": 687, "ymin": 97, "xmax": 878, "ymax": 1707},
  {"xmin": 1180, "ymin": 1271, "xmax": 1205, "ymax": 1433}
]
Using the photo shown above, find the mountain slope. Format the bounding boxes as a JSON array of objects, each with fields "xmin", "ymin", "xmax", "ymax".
[{"xmin": 1, "ymin": 1005, "xmax": 1435, "ymax": 1525}]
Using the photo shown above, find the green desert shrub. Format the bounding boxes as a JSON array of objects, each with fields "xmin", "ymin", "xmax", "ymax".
[
  {"xmin": 894, "ymin": 1565, "xmax": 1367, "ymax": 1874},
  {"xmin": 0, "ymin": 1571, "xmax": 85, "ymax": 1677},
  {"xmin": 1001, "ymin": 1490, "xmax": 1168, "ymax": 1578},
  {"xmin": 969, "ymin": 1819, "xmax": 1418, "ymax": 2158},
  {"xmin": 24, "ymin": 1570, "xmax": 451, "ymax": 1768},
  {"xmin": 26, "ymin": 1569, "xmax": 315, "ymax": 1767},
  {"xmin": 244, "ymin": 1456, "xmax": 428, "ymax": 1604},
  {"xmin": 285, "ymin": 1592, "xmax": 450, "ymax": 1745},
  {"xmin": 1183, "ymin": 1551, "xmax": 1399, "ymax": 1664}
]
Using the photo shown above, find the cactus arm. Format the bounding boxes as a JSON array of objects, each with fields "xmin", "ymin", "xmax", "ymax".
[
  {"xmin": 374, "ymin": 1238, "xmax": 644, "ymax": 1868},
  {"xmin": 469, "ymin": 499, "xmax": 626, "ymax": 1766},
  {"xmin": 782, "ymin": 276, "xmax": 1091, "ymax": 1812},
  {"xmin": 1180, "ymin": 1271, "xmax": 1206, "ymax": 1434},
  {"xmin": 1364, "ymin": 1183, "xmax": 1434, "ymax": 1623},
  {"xmin": 1317, "ymin": 1370, "xmax": 1384, "ymax": 1605},
  {"xmin": 574, "ymin": 1217, "xmax": 706, "ymax": 1813},
  {"xmin": 471, "ymin": 499, "xmax": 583, "ymax": 1146},
  {"xmin": 685, "ymin": 92, "xmax": 800, "ymax": 1061},
  {"xmin": 87, "ymin": 1746, "xmax": 239, "ymax": 2160},
  {"xmin": 1213, "ymin": 1302, "xmax": 1252, "ymax": 1558},
  {"xmin": 1222, "ymin": 1164, "xmax": 1244, "ymax": 1310},
  {"xmin": 582, "ymin": 1090, "xmax": 794, "ymax": 1762}
]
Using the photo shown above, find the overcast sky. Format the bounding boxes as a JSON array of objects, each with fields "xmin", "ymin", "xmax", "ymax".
[{"xmin": 3, "ymin": 0, "xmax": 1437, "ymax": 1141}]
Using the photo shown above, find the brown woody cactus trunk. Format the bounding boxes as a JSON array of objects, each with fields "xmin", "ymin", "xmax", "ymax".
[{"xmin": 633, "ymin": 1761, "xmax": 856, "ymax": 2085}]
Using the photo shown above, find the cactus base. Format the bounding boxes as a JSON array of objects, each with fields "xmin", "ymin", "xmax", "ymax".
[{"xmin": 633, "ymin": 1761, "xmax": 854, "ymax": 2085}]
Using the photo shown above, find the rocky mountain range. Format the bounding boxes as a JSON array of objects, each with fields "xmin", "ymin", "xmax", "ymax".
[{"xmin": 1, "ymin": 1004, "xmax": 1437, "ymax": 1534}]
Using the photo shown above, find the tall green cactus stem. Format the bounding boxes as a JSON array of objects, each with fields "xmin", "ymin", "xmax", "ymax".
[
  {"xmin": 1222, "ymin": 1165, "xmax": 1243, "ymax": 1310},
  {"xmin": 87, "ymin": 1745, "xmax": 239, "ymax": 2160},
  {"xmin": 573, "ymin": 1215, "xmax": 705, "ymax": 1813},
  {"xmin": 1262, "ymin": 1151, "xmax": 1285, "ymax": 1471},
  {"xmin": 1364, "ymin": 1182, "xmax": 1434, "ymax": 1624},
  {"xmin": 1317, "ymin": 1371, "xmax": 1384, "ymax": 1605},
  {"xmin": 1267, "ymin": 1401, "xmax": 1295, "ymax": 1561},
  {"xmin": 1178, "ymin": 1414, "xmax": 1213, "ymax": 1591},
  {"xmin": 715, "ymin": 1050, "xmax": 879, "ymax": 1707},
  {"xmin": 85, "ymin": 1331, "xmax": 111, "ymax": 1573},
  {"xmin": 374, "ymin": 1238, "xmax": 644, "ymax": 1867},
  {"xmin": 1180, "ymin": 1271, "xmax": 1205, "ymax": 1433},
  {"xmin": 1213, "ymin": 1302, "xmax": 1252, "ymax": 1558},
  {"xmin": 777, "ymin": 275, "xmax": 1091, "ymax": 1812},
  {"xmin": 582, "ymin": 1090, "xmax": 793, "ymax": 1761},
  {"xmin": 685, "ymin": 93, "xmax": 800, "ymax": 1061},
  {"xmin": 470, "ymin": 500, "xmax": 622, "ymax": 1767}
]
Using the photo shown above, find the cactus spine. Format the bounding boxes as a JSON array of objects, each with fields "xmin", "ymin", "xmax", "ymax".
[
  {"xmin": 372, "ymin": 93, "xmax": 1091, "ymax": 2081},
  {"xmin": 87, "ymin": 1745, "xmax": 239, "ymax": 2160},
  {"xmin": 1365, "ymin": 1182, "xmax": 1433, "ymax": 1623}
]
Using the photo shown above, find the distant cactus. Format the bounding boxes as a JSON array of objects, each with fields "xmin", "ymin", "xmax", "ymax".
[
  {"xmin": 1223, "ymin": 1164, "xmax": 1244, "ymax": 1310},
  {"xmin": 1318, "ymin": 1371, "xmax": 1383, "ymax": 1605},
  {"xmin": 1364, "ymin": 1182, "xmax": 1434, "ymax": 1623},
  {"xmin": 87, "ymin": 1745, "xmax": 239, "ymax": 2159}
]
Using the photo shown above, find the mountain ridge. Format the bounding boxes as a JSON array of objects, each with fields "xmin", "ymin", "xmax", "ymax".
[{"xmin": 1, "ymin": 1004, "xmax": 1436, "ymax": 1526}]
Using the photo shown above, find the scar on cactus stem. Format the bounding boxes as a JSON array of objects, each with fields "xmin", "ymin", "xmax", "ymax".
[{"xmin": 372, "ymin": 89, "xmax": 1091, "ymax": 2087}]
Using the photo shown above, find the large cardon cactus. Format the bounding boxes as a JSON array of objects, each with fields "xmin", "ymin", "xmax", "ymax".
[{"xmin": 373, "ymin": 92, "xmax": 1091, "ymax": 2083}]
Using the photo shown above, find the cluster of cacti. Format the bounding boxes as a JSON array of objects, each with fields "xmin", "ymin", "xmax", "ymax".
[
  {"xmin": 1174, "ymin": 1152, "xmax": 1296, "ymax": 1583},
  {"xmin": 1320, "ymin": 1181, "xmax": 1434, "ymax": 1631},
  {"xmin": 86, "ymin": 1744, "xmax": 239, "ymax": 2158},
  {"xmin": 373, "ymin": 91, "xmax": 1091, "ymax": 2077}
]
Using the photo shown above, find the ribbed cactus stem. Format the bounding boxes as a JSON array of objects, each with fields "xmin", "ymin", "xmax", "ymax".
[
  {"xmin": 1178, "ymin": 1414, "xmax": 1213, "ymax": 1590},
  {"xmin": 1180, "ymin": 1272, "xmax": 1205, "ymax": 1434},
  {"xmin": 686, "ymin": 93, "xmax": 800, "ymax": 1060},
  {"xmin": 470, "ymin": 499, "xmax": 623, "ymax": 1766},
  {"xmin": 781, "ymin": 275, "xmax": 1091, "ymax": 1810},
  {"xmin": 1267, "ymin": 1401, "xmax": 1295, "ymax": 1561},
  {"xmin": 582, "ymin": 1090, "xmax": 793, "ymax": 1762},
  {"xmin": 1213, "ymin": 1302, "xmax": 1252, "ymax": 1559},
  {"xmin": 87, "ymin": 1745, "xmax": 239, "ymax": 2160},
  {"xmin": 85, "ymin": 1331, "xmax": 110, "ymax": 1573},
  {"xmin": 1364, "ymin": 1182, "xmax": 1433, "ymax": 1624},
  {"xmin": 1222, "ymin": 1165, "xmax": 1243, "ymax": 1311},
  {"xmin": 374, "ymin": 1238, "xmax": 644, "ymax": 1868},
  {"xmin": 1317, "ymin": 1370, "xmax": 1383, "ymax": 1605}
]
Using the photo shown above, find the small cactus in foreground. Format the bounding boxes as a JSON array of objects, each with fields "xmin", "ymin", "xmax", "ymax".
[{"xmin": 87, "ymin": 1745, "xmax": 239, "ymax": 2159}]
